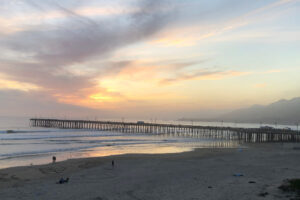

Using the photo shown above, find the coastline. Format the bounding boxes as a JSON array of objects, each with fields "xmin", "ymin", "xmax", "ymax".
[{"xmin": 0, "ymin": 143, "xmax": 299, "ymax": 199}]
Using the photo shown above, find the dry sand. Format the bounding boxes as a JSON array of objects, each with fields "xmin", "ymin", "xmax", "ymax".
[{"xmin": 0, "ymin": 143, "xmax": 299, "ymax": 200}]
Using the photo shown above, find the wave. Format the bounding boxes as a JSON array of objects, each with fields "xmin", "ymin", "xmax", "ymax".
[
  {"xmin": 0, "ymin": 129, "xmax": 66, "ymax": 134},
  {"xmin": 0, "ymin": 144, "xmax": 108, "ymax": 160},
  {"xmin": 0, "ymin": 128, "xmax": 110, "ymax": 134},
  {"xmin": 45, "ymin": 138, "xmax": 155, "ymax": 144},
  {"xmin": 0, "ymin": 139, "xmax": 174, "ymax": 160},
  {"xmin": 0, "ymin": 134, "xmax": 129, "ymax": 141}
]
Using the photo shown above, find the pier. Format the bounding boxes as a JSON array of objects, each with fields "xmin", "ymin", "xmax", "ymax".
[{"xmin": 30, "ymin": 118, "xmax": 300, "ymax": 143}]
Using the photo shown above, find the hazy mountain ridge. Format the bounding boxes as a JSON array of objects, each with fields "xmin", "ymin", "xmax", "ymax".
[{"xmin": 219, "ymin": 97, "xmax": 300, "ymax": 124}]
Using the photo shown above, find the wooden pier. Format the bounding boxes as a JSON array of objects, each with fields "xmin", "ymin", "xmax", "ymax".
[{"xmin": 30, "ymin": 118, "xmax": 300, "ymax": 143}]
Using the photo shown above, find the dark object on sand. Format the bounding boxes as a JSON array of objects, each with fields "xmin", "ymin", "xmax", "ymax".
[
  {"xmin": 112, "ymin": 160, "xmax": 115, "ymax": 168},
  {"xmin": 208, "ymin": 186, "xmax": 212, "ymax": 189},
  {"xmin": 57, "ymin": 177, "xmax": 69, "ymax": 184},
  {"xmin": 233, "ymin": 173, "xmax": 244, "ymax": 177},
  {"xmin": 258, "ymin": 192, "xmax": 269, "ymax": 197},
  {"xmin": 52, "ymin": 156, "xmax": 56, "ymax": 163},
  {"xmin": 249, "ymin": 181, "xmax": 256, "ymax": 184},
  {"xmin": 279, "ymin": 179, "xmax": 300, "ymax": 192}
]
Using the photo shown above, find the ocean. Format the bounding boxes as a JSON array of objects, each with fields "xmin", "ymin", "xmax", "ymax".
[{"xmin": 0, "ymin": 116, "xmax": 296, "ymax": 169}]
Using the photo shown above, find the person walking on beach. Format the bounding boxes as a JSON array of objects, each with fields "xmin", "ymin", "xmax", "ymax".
[
  {"xmin": 52, "ymin": 156, "xmax": 56, "ymax": 164},
  {"xmin": 112, "ymin": 160, "xmax": 114, "ymax": 168}
]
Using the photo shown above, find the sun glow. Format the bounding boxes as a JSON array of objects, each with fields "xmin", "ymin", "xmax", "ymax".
[{"xmin": 90, "ymin": 94, "xmax": 114, "ymax": 102}]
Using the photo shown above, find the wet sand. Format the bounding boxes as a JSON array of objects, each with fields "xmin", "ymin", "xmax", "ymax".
[{"xmin": 0, "ymin": 143, "xmax": 299, "ymax": 200}]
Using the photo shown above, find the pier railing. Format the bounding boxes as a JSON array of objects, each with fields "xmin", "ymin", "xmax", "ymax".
[{"xmin": 30, "ymin": 118, "xmax": 300, "ymax": 143}]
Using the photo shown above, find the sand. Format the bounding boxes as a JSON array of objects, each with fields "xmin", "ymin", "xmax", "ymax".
[{"xmin": 0, "ymin": 143, "xmax": 300, "ymax": 200}]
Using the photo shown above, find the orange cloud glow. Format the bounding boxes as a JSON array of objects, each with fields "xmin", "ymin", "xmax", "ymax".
[
  {"xmin": 0, "ymin": 77, "xmax": 40, "ymax": 91},
  {"xmin": 52, "ymin": 87, "xmax": 125, "ymax": 110}
]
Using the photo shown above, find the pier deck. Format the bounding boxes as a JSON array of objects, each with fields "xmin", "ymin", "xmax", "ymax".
[{"xmin": 30, "ymin": 118, "xmax": 300, "ymax": 143}]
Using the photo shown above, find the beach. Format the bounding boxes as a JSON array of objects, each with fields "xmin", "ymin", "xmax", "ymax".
[{"xmin": 0, "ymin": 143, "xmax": 299, "ymax": 200}]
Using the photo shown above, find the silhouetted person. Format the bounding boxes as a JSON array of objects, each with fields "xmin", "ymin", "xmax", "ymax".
[
  {"xmin": 112, "ymin": 160, "xmax": 114, "ymax": 168},
  {"xmin": 52, "ymin": 156, "xmax": 56, "ymax": 163}
]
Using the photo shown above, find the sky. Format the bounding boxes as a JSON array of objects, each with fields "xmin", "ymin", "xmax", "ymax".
[{"xmin": 0, "ymin": 0, "xmax": 299, "ymax": 120}]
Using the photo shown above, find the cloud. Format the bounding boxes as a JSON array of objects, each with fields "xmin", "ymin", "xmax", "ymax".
[
  {"xmin": 0, "ymin": 0, "xmax": 298, "ymax": 118},
  {"xmin": 150, "ymin": 0, "xmax": 298, "ymax": 47},
  {"xmin": 0, "ymin": 0, "xmax": 176, "ymax": 105},
  {"xmin": 159, "ymin": 70, "xmax": 249, "ymax": 85},
  {"xmin": 0, "ymin": 89, "xmax": 113, "ymax": 118},
  {"xmin": 0, "ymin": 75, "xmax": 40, "ymax": 91},
  {"xmin": 0, "ymin": 0, "xmax": 290, "ymax": 94},
  {"xmin": 101, "ymin": 59, "xmax": 203, "ymax": 80},
  {"xmin": 263, "ymin": 69, "xmax": 282, "ymax": 74},
  {"xmin": 2, "ymin": 0, "xmax": 174, "ymax": 64},
  {"xmin": 96, "ymin": 59, "xmax": 248, "ymax": 89}
]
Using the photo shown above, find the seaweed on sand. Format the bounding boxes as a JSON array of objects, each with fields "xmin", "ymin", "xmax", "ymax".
[{"xmin": 279, "ymin": 179, "xmax": 300, "ymax": 192}]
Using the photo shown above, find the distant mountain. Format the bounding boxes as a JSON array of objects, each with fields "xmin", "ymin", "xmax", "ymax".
[{"xmin": 218, "ymin": 97, "xmax": 300, "ymax": 124}]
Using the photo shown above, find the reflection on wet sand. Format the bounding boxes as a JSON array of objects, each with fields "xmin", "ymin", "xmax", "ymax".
[{"xmin": 78, "ymin": 139, "xmax": 240, "ymax": 159}]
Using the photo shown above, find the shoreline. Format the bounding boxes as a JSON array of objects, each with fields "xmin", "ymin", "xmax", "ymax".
[
  {"xmin": 0, "ymin": 139, "xmax": 241, "ymax": 170},
  {"xmin": 0, "ymin": 143, "xmax": 299, "ymax": 199},
  {"xmin": 0, "ymin": 147, "xmax": 235, "ymax": 179}
]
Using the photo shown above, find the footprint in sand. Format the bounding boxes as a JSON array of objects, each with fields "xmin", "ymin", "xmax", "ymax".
[
  {"xmin": 93, "ymin": 197, "xmax": 106, "ymax": 200},
  {"xmin": 78, "ymin": 161, "xmax": 103, "ymax": 169},
  {"xmin": 39, "ymin": 166, "xmax": 66, "ymax": 174},
  {"xmin": 10, "ymin": 175, "xmax": 20, "ymax": 180},
  {"xmin": 0, "ymin": 173, "xmax": 9, "ymax": 182}
]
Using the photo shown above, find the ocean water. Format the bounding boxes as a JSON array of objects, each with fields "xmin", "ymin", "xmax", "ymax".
[{"xmin": 0, "ymin": 117, "xmax": 246, "ymax": 169}]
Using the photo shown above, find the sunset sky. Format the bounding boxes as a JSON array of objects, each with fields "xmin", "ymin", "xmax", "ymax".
[{"xmin": 0, "ymin": 0, "xmax": 299, "ymax": 119}]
